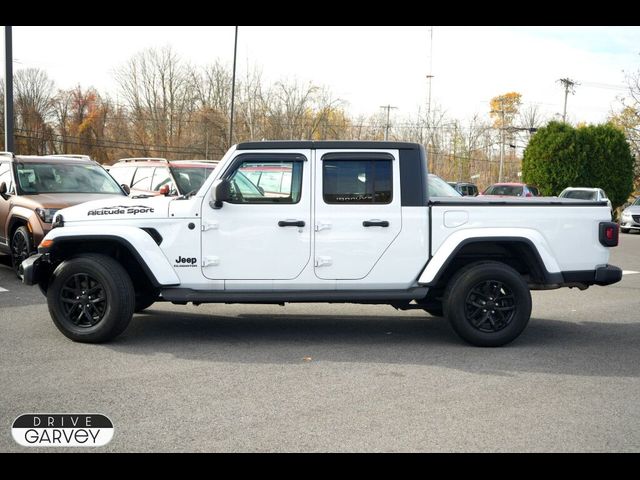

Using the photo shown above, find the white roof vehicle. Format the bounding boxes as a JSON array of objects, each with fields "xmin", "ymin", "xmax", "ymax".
[
  {"xmin": 20, "ymin": 141, "xmax": 622, "ymax": 347},
  {"xmin": 559, "ymin": 187, "xmax": 612, "ymax": 212}
]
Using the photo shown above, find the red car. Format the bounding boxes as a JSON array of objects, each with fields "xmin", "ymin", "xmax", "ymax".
[{"xmin": 481, "ymin": 183, "xmax": 540, "ymax": 197}]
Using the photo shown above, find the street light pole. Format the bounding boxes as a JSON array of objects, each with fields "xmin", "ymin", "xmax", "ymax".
[
  {"xmin": 498, "ymin": 107, "xmax": 505, "ymax": 183},
  {"xmin": 4, "ymin": 26, "xmax": 14, "ymax": 152},
  {"xmin": 229, "ymin": 26, "xmax": 238, "ymax": 148}
]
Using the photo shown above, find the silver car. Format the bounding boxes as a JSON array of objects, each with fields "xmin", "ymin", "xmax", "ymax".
[{"xmin": 620, "ymin": 197, "xmax": 640, "ymax": 233}]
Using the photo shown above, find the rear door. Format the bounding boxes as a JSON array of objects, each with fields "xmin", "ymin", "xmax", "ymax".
[{"xmin": 314, "ymin": 150, "xmax": 401, "ymax": 280}]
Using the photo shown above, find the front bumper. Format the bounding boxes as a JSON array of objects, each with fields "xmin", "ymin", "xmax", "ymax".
[{"xmin": 20, "ymin": 253, "xmax": 48, "ymax": 286}]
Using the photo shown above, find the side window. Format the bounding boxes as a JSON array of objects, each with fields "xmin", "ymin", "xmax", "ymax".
[
  {"xmin": 226, "ymin": 160, "xmax": 303, "ymax": 204},
  {"xmin": 323, "ymin": 159, "xmax": 392, "ymax": 204},
  {"xmin": 528, "ymin": 186, "xmax": 540, "ymax": 196},
  {"xmin": 461, "ymin": 186, "xmax": 469, "ymax": 196},
  {"xmin": 0, "ymin": 162, "xmax": 14, "ymax": 194},
  {"xmin": 600, "ymin": 190, "xmax": 608, "ymax": 200},
  {"xmin": 151, "ymin": 167, "xmax": 175, "ymax": 193},
  {"xmin": 131, "ymin": 167, "xmax": 154, "ymax": 191},
  {"xmin": 109, "ymin": 166, "xmax": 136, "ymax": 186}
]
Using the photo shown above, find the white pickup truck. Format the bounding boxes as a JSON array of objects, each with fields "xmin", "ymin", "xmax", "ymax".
[{"xmin": 21, "ymin": 141, "xmax": 622, "ymax": 347}]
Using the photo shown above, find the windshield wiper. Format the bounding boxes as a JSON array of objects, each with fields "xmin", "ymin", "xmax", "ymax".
[{"xmin": 177, "ymin": 189, "xmax": 198, "ymax": 200}]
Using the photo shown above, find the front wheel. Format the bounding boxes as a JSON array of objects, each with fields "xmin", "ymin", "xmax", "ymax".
[
  {"xmin": 47, "ymin": 254, "xmax": 135, "ymax": 343},
  {"xmin": 11, "ymin": 226, "xmax": 33, "ymax": 279},
  {"xmin": 444, "ymin": 262, "xmax": 532, "ymax": 347}
]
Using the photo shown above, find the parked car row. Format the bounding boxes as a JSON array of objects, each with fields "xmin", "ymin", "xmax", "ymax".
[{"xmin": 0, "ymin": 153, "xmax": 219, "ymax": 278}]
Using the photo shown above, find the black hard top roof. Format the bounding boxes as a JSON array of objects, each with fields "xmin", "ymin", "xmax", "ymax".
[{"xmin": 236, "ymin": 141, "xmax": 421, "ymax": 150}]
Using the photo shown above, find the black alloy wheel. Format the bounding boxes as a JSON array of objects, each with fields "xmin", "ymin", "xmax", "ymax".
[
  {"xmin": 464, "ymin": 280, "xmax": 516, "ymax": 333},
  {"xmin": 60, "ymin": 273, "xmax": 108, "ymax": 327}
]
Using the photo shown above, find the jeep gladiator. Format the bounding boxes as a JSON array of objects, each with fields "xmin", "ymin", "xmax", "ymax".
[{"xmin": 21, "ymin": 141, "xmax": 622, "ymax": 346}]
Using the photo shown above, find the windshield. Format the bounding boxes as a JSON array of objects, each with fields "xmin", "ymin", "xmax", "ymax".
[
  {"xmin": 484, "ymin": 185, "xmax": 524, "ymax": 196},
  {"xmin": 633, "ymin": 197, "xmax": 640, "ymax": 206},
  {"xmin": 429, "ymin": 175, "xmax": 462, "ymax": 197},
  {"xmin": 17, "ymin": 163, "xmax": 123, "ymax": 194},
  {"xmin": 171, "ymin": 166, "xmax": 215, "ymax": 194},
  {"xmin": 561, "ymin": 190, "xmax": 597, "ymax": 200}
]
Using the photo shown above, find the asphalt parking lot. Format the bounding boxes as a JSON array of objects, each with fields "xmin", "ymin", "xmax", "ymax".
[{"xmin": 1, "ymin": 233, "xmax": 639, "ymax": 452}]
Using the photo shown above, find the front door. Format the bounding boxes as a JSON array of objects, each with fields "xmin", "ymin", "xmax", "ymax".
[
  {"xmin": 314, "ymin": 150, "xmax": 402, "ymax": 280},
  {"xmin": 201, "ymin": 151, "xmax": 311, "ymax": 280}
]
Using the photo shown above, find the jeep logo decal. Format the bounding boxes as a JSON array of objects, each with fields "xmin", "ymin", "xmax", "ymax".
[{"xmin": 174, "ymin": 256, "xmax": 197, "ymax": 267}]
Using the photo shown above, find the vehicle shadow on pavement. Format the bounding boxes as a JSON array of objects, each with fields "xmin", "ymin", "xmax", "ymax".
[{"xmin": 105, "ymin": 310, "xmax": 640, "ymax": 378}]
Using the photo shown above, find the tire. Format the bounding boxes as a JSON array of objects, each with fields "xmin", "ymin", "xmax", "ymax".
[
  {"xmin": 444, "ymin": 261, "xmax": 532, "ymax": 347},
  {"xmin": 135, "ymin": 289, "xmax": 159, "ymax": 312},
  {"xmin": 11, "ymin": 226, "xmax": 33, "ymax": 279},
  {"xmin": 47, "ymin": 254, "xmax": 135, "ymax": 343},
  {"xmin": 423, "ymin": 305, "xmax": 443, "ymax": 317}
]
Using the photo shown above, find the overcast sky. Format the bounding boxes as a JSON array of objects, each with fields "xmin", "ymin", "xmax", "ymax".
[{"xmin": 4, "ymin": 26, "xmax": 640, "ymax": 125}]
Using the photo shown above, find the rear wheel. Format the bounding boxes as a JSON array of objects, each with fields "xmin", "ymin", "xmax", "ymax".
[
  {"xmin": 47, "ymin": 254, "xmax": 135, "ymax": 343},
  {"xmin": 444, "ymin": 261, "xmax": 531, "ymax": 347},
  {"xmin": 11, "ymin": 226, "xmax": 32, "ymax": 279}
]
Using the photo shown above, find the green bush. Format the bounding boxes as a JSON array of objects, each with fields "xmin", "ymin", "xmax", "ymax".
[{"xmin": 522, "ymin": 121, "xmax": 634, "ymax": 209}]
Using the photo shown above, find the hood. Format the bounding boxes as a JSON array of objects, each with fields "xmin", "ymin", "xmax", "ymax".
[
  {"xmin": 57, "ymin": 195, "xmax": 175, "ymax": 222},
  {"xmin": 623, "ymin": 205, "xmax": 640, "ymax": 215},
  {"xmin": 15, "ymin": 193, "xmax": 126, "ymax": 210}
]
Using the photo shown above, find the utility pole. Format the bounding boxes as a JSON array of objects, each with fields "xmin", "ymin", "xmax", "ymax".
[
  {"xmin": 380, "ymin": 104, "xmax": 397, "ymax": 141},
  {"xmin": 558, "ymin": 77, "xmax": 578, "ymax": 123},
  {"xmin": 498, "ymin": 107, "xmax": 505, "ymax": 183},
  {"xmin": 229, "ymin": 26, "xmax": 238, "ymax": 148},
  {"xmin": 4, "ymin": 26, "xmax": 14, "ymax": 152},
  {"xmin": 426, "ymin": 26, "xmax": 434, "ymax": 119}
]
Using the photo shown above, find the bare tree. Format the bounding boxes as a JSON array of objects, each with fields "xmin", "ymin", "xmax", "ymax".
[
  {"xmin": 14, "ymin": 68, "xmax": 56, "ymax": 154},
  {"xmin": 115, "ymin": 47, "xmax": 196, "ymax": 157}
]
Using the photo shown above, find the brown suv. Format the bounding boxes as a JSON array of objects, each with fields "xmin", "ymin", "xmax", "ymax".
[{"xmin": 0, "ymin": 153, "xmax": 127, "ymax": 277}]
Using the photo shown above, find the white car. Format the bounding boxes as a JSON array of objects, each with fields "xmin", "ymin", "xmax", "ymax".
[
  {"xmin": 559, "ymin": 187, "xmax": 612, "ymax": 211},
  {"xmin": 620, "ymin": 197, "xmax": 640, "ymax": 233}
]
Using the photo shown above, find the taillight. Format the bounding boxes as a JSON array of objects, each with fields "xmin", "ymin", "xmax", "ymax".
[{"xmin": 599, "ymin": 222, "xmax": 619, "ymax": 247}]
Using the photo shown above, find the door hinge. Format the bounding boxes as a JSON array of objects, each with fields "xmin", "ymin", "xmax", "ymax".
[
  {"xmin": 314, "ymin": 223, "xmax": 332, "ymax": 232},
  {"xmin": 202, "ymin": 222, "xmax": 219, "ymax": 232},
  {"xmin": 202, "ymin": 256, "xmax": 220, "ymax": 267},
  {"xmin": 315, "ymin": 256, "xmax": 332, "ymax": 267}
]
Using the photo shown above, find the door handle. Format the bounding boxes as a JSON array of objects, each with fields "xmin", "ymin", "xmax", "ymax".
[
  {"xmin": 278, "ymin": 220, "xmax": 305, "ymax": 227},
  {"xmin": 363, "ymin": 220, "xmax": 389, "ymax": 227}
]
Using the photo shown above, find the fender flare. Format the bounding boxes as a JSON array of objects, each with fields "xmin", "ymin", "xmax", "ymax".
[
  {"xmin": 418, "ymin": 228, "xmax": 562, "ymax": 286},
  {"xmin": 43, "ymin": 226, "xmax": 180, "ymax": 286}
]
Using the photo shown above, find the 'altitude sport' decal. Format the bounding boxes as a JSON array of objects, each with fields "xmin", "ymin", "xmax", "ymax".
[{"xmin": 87, "ymin": 206, "xmax": 154, "ymax": 216}]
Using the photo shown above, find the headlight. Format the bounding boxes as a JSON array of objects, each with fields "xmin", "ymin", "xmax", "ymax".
[
  {"xmin": 35, "ymin": 208, "xmax": 60, "ymax": 223},
  {"xmin": 622, "ymin": 211, "xmax": 631, "ymax": 218}
]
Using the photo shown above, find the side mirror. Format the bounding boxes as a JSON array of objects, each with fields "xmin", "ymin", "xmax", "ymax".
[
  {"xmin": 121, "ymin": 184, "xmax": 131, "ymax": 195},
  {"xmin": 210, "ymin": 179, "xmax": 231, "ymax": 209},
  {"xmin": 0, "ymin": 182, "xmax": 7, "ymax": 196},
  {"xmin": 159, "ymin": 185, "xmax": 171, "ymax": 196}
]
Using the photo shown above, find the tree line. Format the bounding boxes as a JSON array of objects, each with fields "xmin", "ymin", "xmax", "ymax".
[{"xmin": 1, "ymin": 46, "xmax": 638, "ymax": 191}]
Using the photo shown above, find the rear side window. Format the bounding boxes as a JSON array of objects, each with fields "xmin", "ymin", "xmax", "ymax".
[
  {"xmin": 323, "ymin": 159, "xmax": 392, "ymax": 204},
  {"xmin": 0, "ymin": 162, "xmax": 14, "ymax": 194},
  {"xmin": 109, "ymin": 166, "xmax": 136, "ymax": 186}
]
